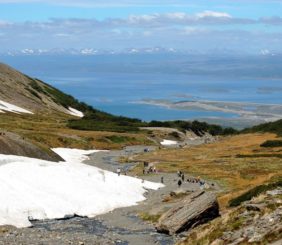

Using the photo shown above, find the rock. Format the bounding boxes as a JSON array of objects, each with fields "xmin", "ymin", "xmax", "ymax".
[
  {"xmin": 245, "ymin": 204, "xmax": 265, "ymax": 212},
  {"xmin": 156, "ymin": 191, "xmax": 219, "ymax": 235},
  {"xmin": 267, "ymin": 188, "xmax": 282, "ymax": 196}
]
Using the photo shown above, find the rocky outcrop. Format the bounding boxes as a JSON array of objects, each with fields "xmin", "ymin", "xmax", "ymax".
[
  {"xmin": 156, "ymin": 191, "xmax": 219, "ymax": 235},
  {"xmin": 179, "ymin": 187, "xmax": 282, "ymax": 245},
  {"xmin": 0, "ymin": 131, "xmax": 62, "ymax": 162}
]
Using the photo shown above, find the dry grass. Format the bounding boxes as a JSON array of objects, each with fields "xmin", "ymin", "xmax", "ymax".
[
  {"xmin": 133, "ymin": 133, "xmax": 282, "ymax": 208},
  {"xmin": 0, "ymin": 112, "xmax": 154, "ymax": 151}
]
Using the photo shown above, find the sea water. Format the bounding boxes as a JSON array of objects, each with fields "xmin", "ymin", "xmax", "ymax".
[{"xmin": 2, "ymin": 54, "xmax": 282, "ymax": 122}]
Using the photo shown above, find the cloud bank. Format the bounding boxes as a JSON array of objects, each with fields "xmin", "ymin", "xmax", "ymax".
[{"xmin": 0, "ymin": 11, "xmax": 281, "ymax": 53}]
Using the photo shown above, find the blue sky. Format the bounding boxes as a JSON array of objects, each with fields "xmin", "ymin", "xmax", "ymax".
[{"xmin": 0, "ymin": 0, "xmax": 282, "ymax": 53}]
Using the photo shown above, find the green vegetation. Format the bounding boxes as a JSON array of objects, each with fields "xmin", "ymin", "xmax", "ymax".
[
  {"xmin": 236, "ymin": 153, "xmax": 282, "ymax": 158},
  {"xmin": 139, "ymin": 212, "xmax": 161, "ymax": 223},
  {"xmin": 242, "ymin": 119, "xmax": 282, "ymax": 136},
  {"xmin": 67, "ymin": 117, "xmax": 143, "ymax": 133},
  {"xmin": 147, "ymin": 120, "xmax": 238, "ymax": 136},
  {"xmin": 229, "ymin": 180, "xmax": 282, "ymax": 207},
  {"xmin": 261, "ymin": 140, "xmax": 282, "ymax": 148},
  {"xmin": 105, "ymin": 135, "xmax": 137, "ymax": 143},
  {"xmin": 68, "ymin": 117, "xmax": 239, "ymax": 135},
  {"xmin": 29, "ymin": 79, "xmax": 48, "ymax": 96}
]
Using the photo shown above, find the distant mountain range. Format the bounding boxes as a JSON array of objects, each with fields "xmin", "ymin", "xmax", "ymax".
[{"xmin": 0, "ymin": 47, "xmax": 278, "ymax": 56}]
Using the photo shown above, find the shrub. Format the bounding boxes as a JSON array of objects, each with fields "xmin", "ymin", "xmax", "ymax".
[
  {"xmin": 242, "ymin": 119, "xmax": 282, "ymax": 136},
  {"xmin": 260, "ymin": 140, "xmax": 282, "ymax": 148},
  {"xmin": 229, "ymin": 180, "xmax": 282, "ymax": 207}
]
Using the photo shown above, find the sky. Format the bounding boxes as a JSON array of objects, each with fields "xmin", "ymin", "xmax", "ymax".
[{"xmin": 0, "ymin": 0, "xmax": 282, "ymax": 54}]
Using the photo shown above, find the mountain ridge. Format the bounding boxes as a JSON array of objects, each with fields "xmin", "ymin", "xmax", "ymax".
[{"xmin": 0, "ymin": 63, "xmax": 79, "ymax": 116}]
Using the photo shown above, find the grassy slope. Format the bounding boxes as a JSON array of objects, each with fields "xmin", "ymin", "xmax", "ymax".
[
  {"xmin": 178, "ymin": 178, "xmax": 282, "ymax": 245},
  {"xmin": 242, "ymin": 119, "xmax": 282, "ymax": 136},
  {"xmin": 0, "ymin": 112, "xmax": 153, "ymax": 154},
  {"xmin": 132, "ymin": 133, "xmax": 282, "ymax": 208}
]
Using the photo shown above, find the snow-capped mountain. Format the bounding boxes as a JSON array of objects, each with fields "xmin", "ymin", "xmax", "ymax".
[{"xmin": 0, "ymin": 47, "xmax": 183, "ymax": 56}]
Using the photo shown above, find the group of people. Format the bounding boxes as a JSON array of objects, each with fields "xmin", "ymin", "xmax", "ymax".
[
  {"xmin": 143, "ymin": 166, "xmax": 157, "ymax": 175},
  {"xmin": 115, "ymin": 159, "xmax": 209, "ymax": 190},
  {"xmin": 176, "ymin": 171, "xmax": 208, "ymax": 188},
  {"xmin": 186, "ymin": 177, "xmax": 205, "ymax": 185}
]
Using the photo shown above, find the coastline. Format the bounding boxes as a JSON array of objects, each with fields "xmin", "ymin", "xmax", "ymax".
[{"xmin": 136, "ymin": 99, "xmax": 282, "ymax": 129}]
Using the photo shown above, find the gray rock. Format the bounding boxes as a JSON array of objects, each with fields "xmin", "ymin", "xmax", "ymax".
[
  {"xmin": 156, "ymin": 191, "xmax": 219, "ymax": 235},
  {"xmin": 267, "ymin": 188, "xmax": 282, "ymax": 196}
]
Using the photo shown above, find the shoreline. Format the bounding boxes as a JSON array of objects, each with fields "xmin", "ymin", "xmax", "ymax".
[{"xmin": 136, "ymin": 99, "xmax": 282, "ymax": 129}]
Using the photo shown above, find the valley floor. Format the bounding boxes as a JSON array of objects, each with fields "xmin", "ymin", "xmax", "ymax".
[
  {"xmin": 0, "ymin": 145, "xmax": 217, "ymax": 245},
  {"xmin": 0, "ymin": 132, "xmax": 281, "ymax": 244}
]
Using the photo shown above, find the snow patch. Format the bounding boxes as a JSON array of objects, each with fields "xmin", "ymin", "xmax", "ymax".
[
  {"xmin": 52, "ymin": 148, "xmax": 107, "ymax": 163},
  {"xmin": 0, "ymin": 100, "xmax": 33, "ymax": 114},
  {"xmin": 67, "ymin": 107, "xmax": 84, "ymax": 117},
  {"xmin": 0, "ymin": 148, "xmax": 163, "ymax": 228},
  {"xmin": 161, "ymin": 139, "xmax": 178, "ymax": 146}
]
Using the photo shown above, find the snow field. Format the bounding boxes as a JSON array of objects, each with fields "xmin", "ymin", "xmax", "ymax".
[{"xmin": 0, "ymin": 148, "xmax": 163, "ymax": 228}]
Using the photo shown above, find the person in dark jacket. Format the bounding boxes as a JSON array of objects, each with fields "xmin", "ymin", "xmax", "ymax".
[{"xmin": 178, "ymin": 179, "xmax": 182, "ymax": 188}]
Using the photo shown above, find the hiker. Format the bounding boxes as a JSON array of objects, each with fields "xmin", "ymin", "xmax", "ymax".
[
  {"xmin": 178, "ymin": 179, "xmax": 182, "ymax": 188},
  {"xmin": 177, "ymin": 170, "xmax": 181, "ymax": 177},
  {"xmin": 117, "ymin": 168, "xmax": 121, "ymax": 176},
  {"xmin": 161, "ymin": 176, "xmax": 164, "ymax": 184},
  {"xmin": 181, "ymin": 173, "xmax": 185, "ymax": 181}
]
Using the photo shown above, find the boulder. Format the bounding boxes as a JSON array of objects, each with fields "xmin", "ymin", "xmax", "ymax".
[{"xmin": 156, "ymin": 191, "xmax": 219, "ymax": 235}]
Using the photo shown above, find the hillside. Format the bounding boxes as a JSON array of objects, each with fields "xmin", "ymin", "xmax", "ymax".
[
  {"xmin": 179, "ymin": 178, "xmax": 282, "ymax": 245},
  {"xmin": 242, "ymin": 119, "xmax": 282, "ymax": 136},
  {"xmin": 0, "ymin": 63, "xmax": 155, "ymax": 159},
  {"xmin": 0, "ymin": 62, "xmax": 238, "ymax": 159},
  {"xmin": 0, "ymin": 63, "xmax": 79, "ymax": 115}
]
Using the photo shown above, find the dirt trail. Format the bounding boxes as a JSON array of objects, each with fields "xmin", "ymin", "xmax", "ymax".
[
  {"xmin": 84, "ymin": 145, "xmax": 213, "ymax": 245},
  {"xmin": 0, "ymin": 145, "xmax": 215, "ymax": 245}
]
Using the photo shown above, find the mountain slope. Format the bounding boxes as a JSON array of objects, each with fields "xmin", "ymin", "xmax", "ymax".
[
  {"xmin": 0, "ymin": 131, "xmax": 62, "ymax": 161},
  {"xmin": 0, "ymin": 63, "xmax": 85, "ymax": 116},
  {"xmin": 0, "ymin": 62, "xmax": 154, "ymax": 159}
]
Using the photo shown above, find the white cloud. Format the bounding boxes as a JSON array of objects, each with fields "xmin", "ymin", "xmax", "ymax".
[
  {"xmin": 166, "ymin": 12, "xmax": 187, "ymax": 20},
  {"xmin": 196, "ymin": 11, "xmax": 232, "ymax": 18},
  {"xmin": 0, "ymin": 12, "xmax": 281, "ymax": 53}
]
